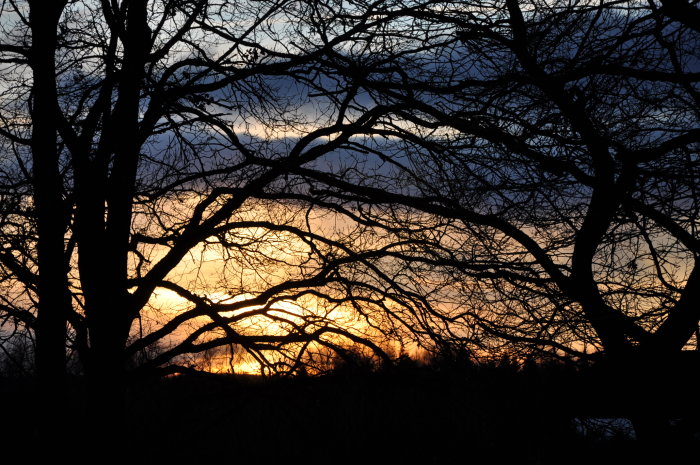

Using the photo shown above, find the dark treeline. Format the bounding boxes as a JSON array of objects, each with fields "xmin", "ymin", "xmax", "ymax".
[{"xmin": 3, "ymin": 353, "xmax": 698, "ymax": 463}]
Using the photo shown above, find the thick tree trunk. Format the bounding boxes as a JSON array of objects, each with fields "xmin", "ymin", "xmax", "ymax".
[
  {"xmin": 85, "ymin": 337, "xmax": 128, "ymax": 458},
  {"xmin": 597, "ymin": 350, "xmax": 700, "ymax": 453},
  {"xmin": 81, "ymin": 295, "xmax": 134, "ymax": 459},
  {"xmin": 77, "ymin": 3, "xmax": 149, "ymax": 454},
  {"xmin": 28, "ymin": 0, "xmax": 71, "ymax": 449}
]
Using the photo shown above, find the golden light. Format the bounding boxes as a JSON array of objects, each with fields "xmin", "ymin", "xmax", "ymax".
[{"xmin": 131, "ymin": 198, "xmax": 418, "ymax": 375}]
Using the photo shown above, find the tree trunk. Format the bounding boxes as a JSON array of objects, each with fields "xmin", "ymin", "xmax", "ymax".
[
  {"xmin": 83, "ymin": 303, "xmax": 132, "ymax": 460},
  {"xmin": 28, "ymin": 0, "xmax": 71, "ymax": 450},
  {"xmin": 77, "ymin": 2, "xmax": 149, "ymax": 455},
  {"xmin": 602, "ymin": 350, "xmax": 700, "ymax": 454}
]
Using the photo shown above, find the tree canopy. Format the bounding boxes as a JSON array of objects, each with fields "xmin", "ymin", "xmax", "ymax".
[{"xmin": 293, "ymin": 0, "xmax": 700, "ymax": 361}]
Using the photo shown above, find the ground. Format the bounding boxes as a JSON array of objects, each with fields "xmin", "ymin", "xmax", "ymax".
[{"xmin": 2, "ymin": 362, "xmax": 697, "ymax": 463}]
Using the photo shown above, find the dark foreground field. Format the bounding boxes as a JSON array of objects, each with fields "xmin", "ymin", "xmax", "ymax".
[{"xmin": 3, "ymin": 362, "xmax": 699, "ymax": 463}]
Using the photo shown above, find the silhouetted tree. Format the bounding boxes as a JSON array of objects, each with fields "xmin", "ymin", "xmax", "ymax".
[
  {"xmin": 0, "ymin": 0, "xmax": 436, "ymax": 450},
  {"xmin": 291, "ymin": 2, "xmax": 700, "ymax": 442},
  {"xmin": 299, "ymin": 0, "xmax": 700, "ymax": 369}
]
